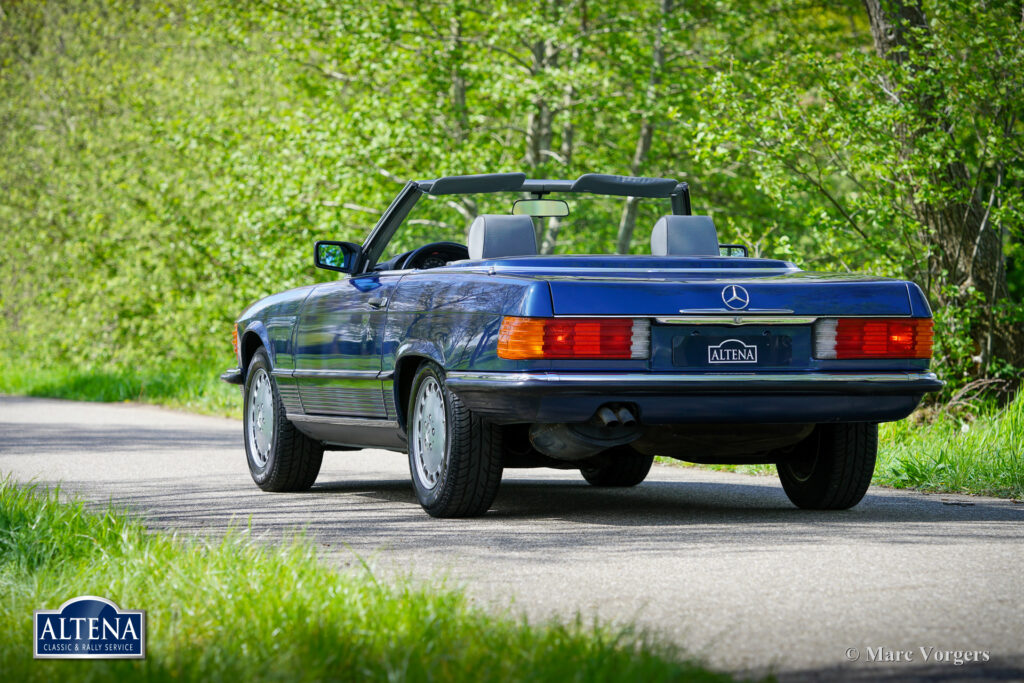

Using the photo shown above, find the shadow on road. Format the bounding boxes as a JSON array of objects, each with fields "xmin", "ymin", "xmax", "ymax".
[
  {"xmin": 3, "ymin": 393, "xmax": 1022, "ymax": 557},
  {"xmin": 28, "ymin": 470, "xmax": 1022, "ymax": 560},
  {"xmin": 1, "ymin": 424, "xmax": 239, "ymax": 454}
]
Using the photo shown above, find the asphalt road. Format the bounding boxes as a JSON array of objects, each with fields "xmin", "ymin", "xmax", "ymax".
[{"xmin": 2, "ymin": 395, "xmax": 1023, "ymax": 681}]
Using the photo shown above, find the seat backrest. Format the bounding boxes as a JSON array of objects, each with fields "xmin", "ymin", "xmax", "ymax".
[
  {"xmin": 467, "ymin": 215, "xmax": 538, "ymax": 259},
  {"xmin": 650, "ymin": 215, "xmax": 719, "ymax": 256}
]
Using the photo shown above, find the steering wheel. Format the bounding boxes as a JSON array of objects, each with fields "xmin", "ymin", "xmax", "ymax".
[{"xmin": 401, "ymin": 242, "xmax": 470, "ymax": 270}]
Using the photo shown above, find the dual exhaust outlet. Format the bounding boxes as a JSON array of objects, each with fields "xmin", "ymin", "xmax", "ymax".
[
  {"xmin": 595, "ymin": 406, "xmax": 637, "ymax": 429},
  {"xmin": 528, "ymin": 404, "xmax": 640, "ymax": 462}
]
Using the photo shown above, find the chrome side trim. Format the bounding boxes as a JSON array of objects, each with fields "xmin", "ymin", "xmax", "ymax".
[
  {"xmin": 286, "ymin": 412, "xmax": 400, "ymax": 429},
  {"xmin": 276, "ymin": 369, "xmax": 394, "ymax": 380},
  {"xmin": 446, "ymin": 371, "xmax": 939, "ymax": 385},
  {"xmin": 656, "ymin": 316, "xmax": 818, "ymax": 325},
  {"xmin": 287, "ymin": 369, "xmax": 381, "ymax": 380}
]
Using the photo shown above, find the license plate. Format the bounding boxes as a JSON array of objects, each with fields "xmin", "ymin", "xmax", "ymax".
[{"xmin": 672, "ymin": 330, "xmax": 795, "ymax": 368}]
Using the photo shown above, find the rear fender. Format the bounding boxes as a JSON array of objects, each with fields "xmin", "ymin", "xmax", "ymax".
[{"xmin": 392, "ymin": 343, "xmax": 447, "ymax": 431}]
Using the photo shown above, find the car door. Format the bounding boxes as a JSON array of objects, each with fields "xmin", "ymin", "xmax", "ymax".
[{"xmin": 292, "ymin": 272, "xmax": 401, "ymax": 418}]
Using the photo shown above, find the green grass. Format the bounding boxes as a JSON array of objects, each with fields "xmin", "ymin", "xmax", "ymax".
[
  {"xmin": 874, "ymin": 393, "xmax": 1024, "ymax": 498},
  {"xmin": 0, "ymin": 356, "xmax": 239, "ymax": 417},
  {"xmin": 0, "ymin": 480, "xmax": 732, "ymax": 682},
  {"xmin": 659, "ymin": 394, "xmax": 1024, "ymax": 499}
]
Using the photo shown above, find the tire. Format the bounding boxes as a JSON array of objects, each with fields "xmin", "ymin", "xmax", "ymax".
[
  {"xmin": 777, "ymin": 422, "xmax": 877, "ymax": 510},
  {"xmin": 407, "ymin": 362, "xmax": 503, "ymax": 518},
  {"xmin": 243, "ymin": 348, "xmax": 324, "ymax": 492},
  {"xmin": 581, "ymin": 446, "xmax": 654, "ymax": 487}
]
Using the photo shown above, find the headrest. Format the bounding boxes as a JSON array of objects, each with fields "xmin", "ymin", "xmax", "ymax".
[
  {"xmin": 650, "ymin": 215, "xmax": 719, "ymax": 256},
  {"xmin": 467, "ymin": 215, "xmax": 538, "ymax": 260}
]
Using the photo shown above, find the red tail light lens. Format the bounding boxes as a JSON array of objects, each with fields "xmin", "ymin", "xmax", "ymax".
[
  {"xmin": 498, "ymin": 317, "xmax": 650, "ymax": 359},
  {"xmin": 815, "ymin": 318, "xmax": 933, "ymax": 359}
]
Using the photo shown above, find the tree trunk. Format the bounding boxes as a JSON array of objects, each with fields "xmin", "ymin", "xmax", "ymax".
[
  {"xmin": 615, "ymin": 121, "xmax": 653, "ymax": 254},
  {"xmin": 449, "ymin": 10, "xmax": 468, "ymax": 143},
  {"xmin": 539, "ymin": 0, "xmax": 584, "ymax": 254},
  {"xmin": 863, "ymin": 0, "xmax": 1023, "ymax": 372},
  {"xmin": 615, "ymin": 0, "xmax": 670, "ymax": 254}
]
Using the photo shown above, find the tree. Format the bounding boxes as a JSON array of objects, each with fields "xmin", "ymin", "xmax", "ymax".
[
  {"xmin": 693, "ymin": 0, "xmax": 1023, "ymax": 388},
  {"xmin": 862, "ymin": 0, "xmax": 1024, "ymax": 373}
]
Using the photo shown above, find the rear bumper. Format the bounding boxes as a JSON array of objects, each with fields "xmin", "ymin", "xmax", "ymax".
[{"xmin": 445, "ymin": 371, "xmax": 942, "ymax": 424}]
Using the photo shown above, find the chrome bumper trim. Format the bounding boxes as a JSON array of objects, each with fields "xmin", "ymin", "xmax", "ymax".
[{"xmin": 446, "ymin": 371, "xmax": 940, "ymax": 385}]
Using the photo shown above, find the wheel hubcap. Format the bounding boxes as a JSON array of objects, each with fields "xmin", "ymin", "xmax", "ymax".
[
  {"xmin": 247, "ymin": 368, "xmax": 274, "ymax": 467},
  {"xmin": 412, "ymin": 377, "xmax": 447, "ymax": 490}
]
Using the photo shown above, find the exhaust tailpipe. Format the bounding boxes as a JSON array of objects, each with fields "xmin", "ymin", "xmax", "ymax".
[
  {"xmin": 596, "ymin": 406, "xmax": 620, "ymax": 428},
  {"xmin": 616, "ymin": 407, "xmax": 637, "ymax": 427}
]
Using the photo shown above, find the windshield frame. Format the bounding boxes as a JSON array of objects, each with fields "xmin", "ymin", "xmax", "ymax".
[{"xmin": 357, "ymin": 176, "xmax": 692, "ymax": 273}]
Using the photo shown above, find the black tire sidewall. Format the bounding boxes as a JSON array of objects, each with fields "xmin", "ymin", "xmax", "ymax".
[
  {"xmin": 778, "ymin": 422, "xmax": 876, "ymax": 509},
  {"xmin": 243, "ymin": 349, "xmax": 278, "ymax": 486}
]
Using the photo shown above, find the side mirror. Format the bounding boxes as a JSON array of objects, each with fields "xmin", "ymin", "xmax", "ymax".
[{"xmin": 314, "ymin": 240, "xmax": 362, "ymax": 273}]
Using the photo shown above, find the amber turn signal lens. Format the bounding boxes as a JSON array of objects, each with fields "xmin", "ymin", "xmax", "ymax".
[
  {"xmin": 498, "ymin": 317, "xmax": 649, "ymax": 360},
  {"xmin": 814, "ymin": 318, "xmax": 933, "ymax": 359},
  {"xmin": 231, "ymin": 325, "xmax": 239, "ymax": 359}
]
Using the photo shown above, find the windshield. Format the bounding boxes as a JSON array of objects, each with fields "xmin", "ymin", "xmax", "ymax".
[{"xmin": 378, "ymin": 192, "xmax": 673, "ymax": 262}]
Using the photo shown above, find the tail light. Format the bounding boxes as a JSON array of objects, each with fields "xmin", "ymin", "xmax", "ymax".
[
  {"xmin": 232, "ymin": 325, "xmax": 240, "ymax": 361},
  {"xmin": 815, "ymin": 318, "xmax": 933, "ymax": 359},
  {"xmin": 498, "ymin": 317, "xmax": 650, "ymax": 360}
]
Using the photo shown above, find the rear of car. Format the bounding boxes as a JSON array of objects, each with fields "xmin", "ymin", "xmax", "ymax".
[
  {"xmin": 442, "ymin": 255, "xmax": 939, "ymax": 511},
  {"xmin": 447, "ymin": 256, "xmax": 938, "ymax": 423}
]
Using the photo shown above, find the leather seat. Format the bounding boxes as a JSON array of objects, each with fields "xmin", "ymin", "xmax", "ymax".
[
  {"xmin": 650, "ymin": 215, "xmax": 720, "ymax": 256},
  {"xmin": 467, "ymin": 215, "xmax": 538, "ymax": 259}
]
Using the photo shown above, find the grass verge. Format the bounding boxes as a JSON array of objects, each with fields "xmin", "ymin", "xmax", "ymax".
[
  {"xmin": 0, "ymin": 356, "xmax": 239, "ymax": 417},
  {"xmin": 0, "ymin": 480, "xmax": 731, "ymax": 682},
  {"xmin": 873, "ymin": 393, "xmax": 1024, "ymax": 498},
  {"xmin": 659, "ymin": 393, "xmax": 1024, "ymax": 500}
]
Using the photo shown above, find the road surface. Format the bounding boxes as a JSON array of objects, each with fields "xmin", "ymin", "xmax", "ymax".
[{"xmin": 1, "ymin": 395, "xmax": 1022, "ymax": 681}]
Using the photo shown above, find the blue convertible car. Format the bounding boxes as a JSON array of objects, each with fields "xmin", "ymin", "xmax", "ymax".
[{"xmin": 222, "ymin": 173, "xmax": 941, "ymax": 517}]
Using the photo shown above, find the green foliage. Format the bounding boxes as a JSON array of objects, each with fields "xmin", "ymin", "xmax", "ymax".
[
  {"xmin": 0, "ymin": 0, "xmax": 1020, "ymax": 399},
  {"xmin": 693, "ymin": 0, "xmax": 1024, "ymax": 389},
  {"xmin": 876, "ymin": 393, "xmax": 1024, "ymax": 498},
  {"xmin": 0, "ymin": 480, "xmax": 732, "ymax": 682},
  {"xmin": 0, "ymin": 1, "xmax": 360, "ymax": 374}
]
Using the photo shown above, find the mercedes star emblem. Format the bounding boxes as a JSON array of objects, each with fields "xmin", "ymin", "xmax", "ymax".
[{"xmin": 721, "ymin": 284, "xmax": 750, "ymax": 310}]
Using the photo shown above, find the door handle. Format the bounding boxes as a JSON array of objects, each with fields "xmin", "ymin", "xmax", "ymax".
[{"xmin": 368, "ymin": 296, "xmax": 388, "ymax": 309}]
